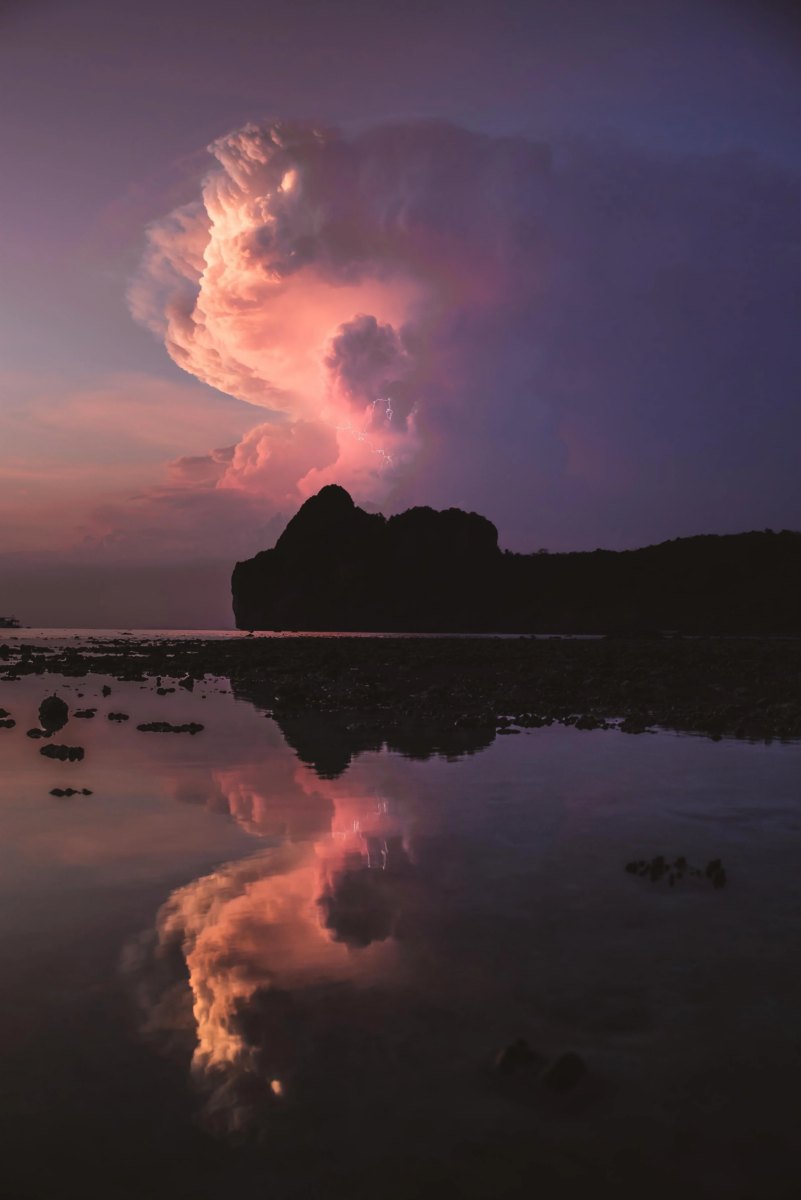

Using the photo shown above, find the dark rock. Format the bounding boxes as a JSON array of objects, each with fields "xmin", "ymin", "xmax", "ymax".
[
  {"xmin": 26, "ymin": 728, "xmax": 51, "ymax": 739},
  {"xmin": 543, "ymin": 1052, "xmax": 587, "ymax": 1092},
  {"xmin": 50, "ymin": 787, "xmax": 92, "ymax": 797},
  {"xmin": 107, "ymin": 712, "xmax": 129, "ymax": 722},
  {"xmin": 495, "ymin": 1039, "xmax": 539, "ymax": 1073},
  {"xmin": 136, "ymin": 721, "xmax": 204, "ymax": 734},
  {"xmin": 156, "ymin": 687, "xmax": 175, "ymax": 695},
  {"xmin": 74, "ymin": 709, "xmax": 96, "ymax": 718},
  {"xmin": 101, "ymin": 685, "xmax": 112, "ymax": 697},
  {"xmin": 40, "ymin": 744, "xmax": 84, "ymax": 762},
  {"xmin": 178, "ymin": 676, "xmax": 194, "ymax": 690},
  {"xmin": 0, "ymin": 718, "xmax": 14, "ymax": 729},
  {"xmin": 0, "ymin": 708, "xmax": 10, "ymax": 718},
  {"xmin": 38, "ymin": 694, "xmax": 68, "ymax": 732}
]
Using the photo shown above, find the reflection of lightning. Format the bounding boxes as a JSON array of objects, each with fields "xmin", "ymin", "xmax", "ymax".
[{"xmin": 326, "ymin": 398, "xmax": 395, "ymax": 471}]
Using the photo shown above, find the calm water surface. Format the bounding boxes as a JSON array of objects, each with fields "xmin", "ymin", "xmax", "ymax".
[{"xmin": 1, "ymin": 666, "xmax": 800, "ymax": 1199}]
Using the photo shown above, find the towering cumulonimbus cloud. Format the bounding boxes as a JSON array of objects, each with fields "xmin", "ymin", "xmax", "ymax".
[
  {"xmin": 131, "ymin": 118, "xmax": 801, "ymax": 548},
  {"xmin": 129, "ymin": 119, "xmax": 551, "ymax": 514}
]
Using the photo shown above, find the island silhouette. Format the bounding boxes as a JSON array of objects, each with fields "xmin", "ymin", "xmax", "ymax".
[{"xmin": 232, "ymin": 484, "xmax": 801, "ymax": 634}]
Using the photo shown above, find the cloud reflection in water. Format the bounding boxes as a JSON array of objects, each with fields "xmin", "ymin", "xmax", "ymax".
[{"xmin": 126, "ymin": 778, "xmax": 418, "ymax": 1134}]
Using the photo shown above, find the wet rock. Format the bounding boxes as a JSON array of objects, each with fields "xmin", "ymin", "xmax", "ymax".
[
  {"xmin": 38, "ymin": 694, "xmax": 68, "ymax": 732},
  {"xmin": 74, "ymin": 709, "xmax": 96, "ymax": 718},
  {"xmin": 101, "ymin": 685, "xmax": 112, "ymax": 697},
  {"xmin": 26, "ymin": 728, "xmax": 51, "ymax": 739},
  {"xmin": 178, "ymin": 676, "xmax": 194, "ymax": 691},
  {"xmin": 543, "ymin": 1052, "xmax": 587, "ymax": 1092},
  {"xmin": 136, "ymin": 721, "xmax": 204, "ymax": 734},
  {"xmin": 495, "ymin": 1039, "xmax": 540, "ymax": 1073},
  {"xmin": 40, "ymin": 744, "xmax": 85, "ymax": 762},
  {"xmin": 156, "ymin": 687, "xmax": 175, "ymax": 695},
  {"xmin": 107, "ymin": 712, "xmax": 129, "ymax": 722},
  {"xmin": 0, "ymin": 718, "xmax": 15, "ymax": 729},
  {"xmin": 50, "ymin": 788, "xmax": 93, "ymax": 797},
  {"xmin": 0, "ymin": 708, "xmax": 10, "ymax": 718}
]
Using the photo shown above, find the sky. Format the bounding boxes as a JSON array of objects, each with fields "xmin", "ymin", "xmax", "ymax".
[{"xmin": 1, "ymin": 0, "xmax": 801, "ymax": 625}]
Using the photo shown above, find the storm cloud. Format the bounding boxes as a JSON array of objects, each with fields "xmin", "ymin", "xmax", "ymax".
[{"xmin": 130, "ymin": 118, "xmax": 801, "ymax": 548}]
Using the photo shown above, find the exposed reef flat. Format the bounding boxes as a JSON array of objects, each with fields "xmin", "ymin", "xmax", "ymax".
[{"xmin": 3, "ymin": 634, "xmax": 801, "ymax": 744}]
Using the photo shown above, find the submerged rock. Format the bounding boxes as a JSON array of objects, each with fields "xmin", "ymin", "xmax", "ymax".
[
  {"xmin": 136, "ymin": 721, "xmax": 204, "ymax": 734},
  {"xmin": 626, "ymin": 854, "xmax": 727, "ymax": 888},
  {"xmin": 495, "ymin": 1039, "xmax": 540, "ymax": 1073},
  {"xmin": 50, "ymin": 788, "xmax": 92, "ymax": 797},
  {"xmin": 74, "ymin": 709, "xmax": 97, "ymax": 718},
  {"xmin": 0, "ymin": 718, "xmax": 14, "ymax": 729},
  {"xmin": 107, "ymin": 712, "xmax": 129, "ymax": 722},
  {"xmin": 40, "ymin": 744, "xmax": 84, "ymax": 762},
  {"xmin": 543, "ymin": 1052, "xmax": 587, "ymax": 1092}
]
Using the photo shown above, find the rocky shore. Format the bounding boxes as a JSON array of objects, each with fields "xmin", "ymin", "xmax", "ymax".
[{"xmin": 2, "ymin": 634, "xmax": 800, "ymax": 746}]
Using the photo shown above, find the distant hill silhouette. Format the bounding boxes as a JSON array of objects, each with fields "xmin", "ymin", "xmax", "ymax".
[{"xmin": 231, "ymin": 485, "xmax": 801, "ymax": 634}]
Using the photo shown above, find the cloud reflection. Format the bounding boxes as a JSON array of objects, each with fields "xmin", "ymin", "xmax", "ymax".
[{"xmin": 126, "ymin": 778, "xmax": 415, "ymax": 1133}]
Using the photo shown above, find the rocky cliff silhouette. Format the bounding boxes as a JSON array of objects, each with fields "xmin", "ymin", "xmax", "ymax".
[{"xmin": 231, "ymin": 485, "xmax": 801, "ymax": 634}]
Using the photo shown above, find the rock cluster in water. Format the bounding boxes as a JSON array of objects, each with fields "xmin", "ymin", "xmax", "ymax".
[
  {"xmin": 232, "ymin": 484, "xmax": 801, "ymax": 635},
  {"xmin": 625, "ymin": 854, "xmax": 728, "ymax": 888},
  {"xmin": 136, "ymin": 721, "xmax": 204, "ymax": 734},
  {"xmin": 40, "ymin": 744, "xmax": 84, "ymax": 762}
]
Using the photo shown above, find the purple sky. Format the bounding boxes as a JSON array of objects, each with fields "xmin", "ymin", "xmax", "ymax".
[{"xmin": 1, "ymin": 0, "xmax": 800, "ymax": 625}]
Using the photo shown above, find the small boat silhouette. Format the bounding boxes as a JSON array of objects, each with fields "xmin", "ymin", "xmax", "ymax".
[{"xmin": 0, "ymin": 616, "xmax": 21, "ymax": 629}]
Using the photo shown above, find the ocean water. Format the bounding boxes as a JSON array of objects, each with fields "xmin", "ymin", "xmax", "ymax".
[{"xmin": 1, "ymin": 664, "xmax": 800, "ymax": 1198}]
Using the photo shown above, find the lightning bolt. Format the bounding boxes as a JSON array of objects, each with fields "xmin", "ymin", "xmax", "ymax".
[{"xmin": 326, "ymin": 398, "xmax": 395, "ymax": 471}]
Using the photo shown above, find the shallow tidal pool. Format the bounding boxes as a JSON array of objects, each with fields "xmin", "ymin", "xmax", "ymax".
[{"xmin": 1, "ymin": 670, "xmax": 800, "ymax": 1199}]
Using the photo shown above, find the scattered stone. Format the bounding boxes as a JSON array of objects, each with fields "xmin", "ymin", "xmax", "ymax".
[
  {"xmin": 74, "ymin": 709, "xmax": 97, "ymax": 718},
  {"xmin": 26, "ymin": 728, "xmax": 51, "ymax": 739},
  {"xmin": 136, "ymin": 721, "xmax": 204, "ymax": 734},
  {"xmin": 40, "ymin": 744, "xmax": 84, "ymax": 762},
  {"xmin": 156, "ymin": 687, "xmax": 175, "ymax": 695},
  {"xmin": 107, "ymin": 712, "xmax": 129, "ymax": 722},
  {"xmin": 0, "ymin": 718, "xmax": 14, "ymax": 729},
  {"xmin": 495, "ymin": 1038, "xmax": 539, "ymax": 1073},
  {"xmin": 50, "ymin": 788, "xmax": 93, "ymax": 797},
  {"xmin": 543, "ymin": 1052, "xmax": 587, "ymax": 1093},
  {"xmin": 101, "ymin": 685, "xmax": 112, "ymax": 697}
]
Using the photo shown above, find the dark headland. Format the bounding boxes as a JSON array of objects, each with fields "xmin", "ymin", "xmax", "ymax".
[{"xmin": 232, "ymin": 484, "xmax": 801, "ymax": 635}]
